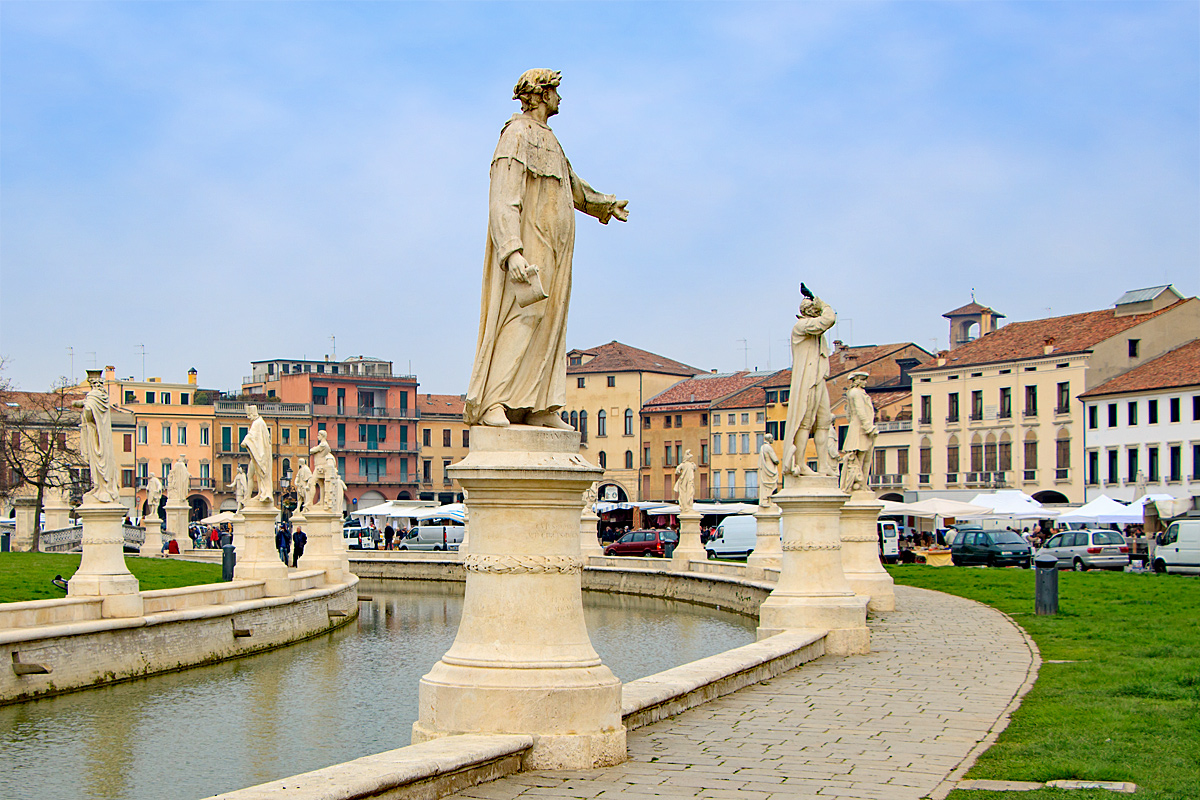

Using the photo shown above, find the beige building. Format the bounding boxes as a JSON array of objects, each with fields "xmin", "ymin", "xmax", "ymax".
[
  {"xmin": 907, "ymin": 286, "xmax": 1200, "ymax": 505},
  {"xmin": 709, "ymin": 384, "xmax": 770, "ymax": 502},
  {"xmin": 212, "ymin": 399, "xmax": 313, "ymax": 515},
  {"xmin": 417, "ymin": 393, "xmax": 469, "ymax": 505},
  {"xmin": 564, "ymin": 342, "xmax": 702, "ymax": 503}
]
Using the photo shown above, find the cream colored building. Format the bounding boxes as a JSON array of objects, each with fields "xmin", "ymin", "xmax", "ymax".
[
  {"xmin": 907, "ymin": 286, "xmax": 1200, "ymax": 505},
  {"xmin": 564, "ymin": 342, "xmax": 702, "ymax": 503},
  {"xmin": 709, "ymin": 384, "xmax": 770, "ymax": 502},
  {"xmin": 417, "ymin": 393, "xmax": 469, "ymax": 505}
]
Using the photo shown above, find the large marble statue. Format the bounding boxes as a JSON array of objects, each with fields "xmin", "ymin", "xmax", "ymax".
[
  {"xmin": 464, "ymin": 69, "xmax": 629, "ymax": 429},
  {"xmin": 674, "ymin": 449, "xmax": 696, "ymax": 514},
  {"xmin": 241, "ymin": 405, "xmax": 272, "ymax": 503},
  {"xmin": 293, "ymin": 458, "xmax": 312, "ymax": 515},
  {"xmin": 74, "ymin": 369, "xmax": 120, "ymax": 503},
  {"xmin": 145, "ymin": 475, "xmax": 163, "ymax": 517},
  {"xmin": 840, "ymin": 372, "xmax": 878, "ymax": 493},
  {"xmin": 166, "ymin": 455, "xmax": 190, "ymax": 503},
  {"xmin": 758, "ymin": 433, "xmax": 780, "ymax": 507},
  {"xmin": 232, "ymin": 467, "xmax": 247, "ymax": 513},
  {"xmin": 782, "ymin": 286, "xmax": 837, "ymax": 477}
]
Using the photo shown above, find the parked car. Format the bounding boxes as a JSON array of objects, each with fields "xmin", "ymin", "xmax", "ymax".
[
  {"xmin": 877, "ymin": 520, "xmax": 899, "ymax": 563},
  {"xmin": 706, "ymin": 515, "xmax": 757, "ymax": 559},
  {"xmin": 1152, "ymin": 520, "xmax": 1200, "ymax": 575},
  {"xmin": 951, "ymin": 529, "xmax": 1033, "ymax": 568},
  {"xmin": 1038, "ymin": 529, "xmax": 1130, "ymax": 571},
  {"xmin": 604, "ymin": 529, "xmax": 678, "ymax": 557},
  {"xmin": 398, "ymin": 524, "xmax": 464, "ymax": 552}
]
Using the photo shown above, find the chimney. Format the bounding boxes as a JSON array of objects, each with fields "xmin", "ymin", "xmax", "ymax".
[
  {"xmin": 187, "ymin": 367, "xmax": 198, "ymax": 385},
  {"xmin": 832, "ymin": 339, "xmax": 844, "ymax": 352},
  {"xmin": 104, "ymin": 365, "xmax": 116, "ymax": 382},
  {"xmin": 1043, "ymin": 337, "xmax": 1055, "ymax": 355}
]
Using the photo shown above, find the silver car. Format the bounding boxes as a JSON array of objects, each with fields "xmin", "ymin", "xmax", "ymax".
[{"xmin": 1037, "ymin": 529, "xmax": 1130, "ymax": 571}]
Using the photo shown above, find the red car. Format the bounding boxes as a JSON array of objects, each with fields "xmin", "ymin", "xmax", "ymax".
[{"xmin": 603, "ymin": 529, "xmax": 678, "ymax": 557}]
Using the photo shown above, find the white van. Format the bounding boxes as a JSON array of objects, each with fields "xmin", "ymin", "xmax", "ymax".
[
  {"xmin": 877, "ymin": 520, "xmax": 899, "ymax": 563},
  {"xmin": 1153, "ymin": 520, "xmax": 1200, "ymax": 575},
  {"xmin": 398, "ymin": 524, "xmax": 464, "ymax": 552},
  {"xmin": 342, "ymin": 523, "xmax": 373, "ymax": 550},
  {"xmin": 706, "ymin": 515, "xmax": 757, "ymax": 559}
]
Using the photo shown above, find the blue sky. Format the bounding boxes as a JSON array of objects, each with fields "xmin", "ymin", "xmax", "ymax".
[{"xmin": 2, "ymin": 1, "xmax": 1197, "ymax": 393}]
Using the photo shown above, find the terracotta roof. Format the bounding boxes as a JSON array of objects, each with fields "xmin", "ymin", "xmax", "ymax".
[
  {"xmin": 567, "ymin": 341, "xmax": 703, "ymax": 376},
  {"xmin": 944, "ymin": 301, "xmax": 1004, "ymax": 318},
  {"xmin": 643, "ymin": 372, "xmax": 767, "ymax": 412},
  {"xmin": 758, "ymin": 344, "xmax": 930, "ymax": 390},
  {"xmin": 712, "ymin": 385, "xmax": 766, "ymax": 411},
  {"xmin": 914, "ymin": 299, "xmax": 1191, "ymax": 372},
  {"xmin": 865, "ymin": 389, "xmax": 913, "ymax": 408},
  {"xmin": 1079, "ymin": 339, "xmax": 1200, "ymax": 398},
  {"xmin": 417, "ymin": 393, "xmax": 465, "ymax": 415}
]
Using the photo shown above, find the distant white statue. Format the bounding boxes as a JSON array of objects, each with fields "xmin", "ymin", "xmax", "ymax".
[
  {"xmin": 674, "ymin": 449, "xmax": 696, "ymax": 514},
  {"xmin": 782, "ymin": 284, "xmax": 837, "ymax": 477},
  {"xmin": 464, "ymin": 68, "xmax": 629, "ymax": 429},
  {"xmin": 74, "ymin": 369, "xmax": 120, "ymax": 503},
  {"xmin": 145, "ymin": 475, "xmax": 163, "ymax": 518},
  {"xmin": 308, "ymin": 431, "xmax": 332, "ymax": 511},
  {"xmin": 758, "ymin": 433, "xmax": 779, "ymax": 507},
  {"xmin": 241, "ymin": 405, "xmax": 272, "ymax": 503},
  {"xmin": 167, "ymin": 455, "xmax": 190, "ymax": 503},
  {"xmin": 840, "ymin": 372, "xmax": 878, "ymax": 494},
  {"xmin": 583, "ymin": 481, "xmax": 599, "ymax": 507},
  {"xmin": 323, "ymin": 453, "xmax": 341, "ymax": 513},
  {"xmin": 232, "ymin": 467, "xmax": 248, "ymax": 513},
  {"xmin": 293, "ymin": 458, "xmax": 312, "ymax": 515}
]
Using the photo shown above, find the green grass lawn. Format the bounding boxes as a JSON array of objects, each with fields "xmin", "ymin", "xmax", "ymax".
[
  {"xmin": 887, "ymin": 565, "xmax": 1200, "ymax": 800},
  {"xmin": 0, "ymin": 552, "xmax": 222, "ymax": 603}
]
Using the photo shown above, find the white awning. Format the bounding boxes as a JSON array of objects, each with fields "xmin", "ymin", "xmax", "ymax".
[{"xmin": 1056, "ymin": 495, "xmax": 1142, "ymax": 525}]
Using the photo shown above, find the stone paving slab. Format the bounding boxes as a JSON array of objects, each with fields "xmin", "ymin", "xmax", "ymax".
[{"xmin": 450, "ymin": 585, "xmax": 1038, "ymax": 800}]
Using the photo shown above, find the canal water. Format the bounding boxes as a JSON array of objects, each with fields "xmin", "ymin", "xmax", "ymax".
[{"xmin": 0, "ymin": 581, "xmax": 755, "ymax": 800}]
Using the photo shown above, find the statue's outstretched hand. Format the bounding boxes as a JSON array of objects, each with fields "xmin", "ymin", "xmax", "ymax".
[{"xmin": 610, "ymin": 199, "xmax": 629, "ymax": 222}]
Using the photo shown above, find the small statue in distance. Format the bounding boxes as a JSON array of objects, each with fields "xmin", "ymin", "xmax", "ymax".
[
  {"xmin": 74, "ymin": 369, "xmax": 121, "ymax": 504},
  {"xmin": 757, "ymin": 433, "xmax": 780, "ymax": 507},
  {"xmin": 144, "ymin": 475, "xmax": 163, "ymax": 519},
  {"xmin": 674, "ymin": 449, "xmax": 696, "ymax": 514},
  {"xmin": 232, "ymin": 467, "xmax": 247, "ymax": 513},
  {"xmin": 241, "ymin": 405, "xmax": 272, "ymax": 503},
  {"xmin": 293, "ymin": 458, "xmax": 312, "ymax": 515},
  {"xmin": 167, "ymin": 455, "xmax": 190, "ymax": 504},
  {"xmin": 840, "ymin": 372, "xmax": 878, "ymax": 494}
]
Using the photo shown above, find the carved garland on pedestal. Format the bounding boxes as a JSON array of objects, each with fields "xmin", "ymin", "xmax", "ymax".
[
  {"xmin": 840, "ymin": 533, "xmax": 880, "ymax": 543},
  {"xmin": 781, "ymin": 542, "xmax": 842, "ymax": 552},
  {"xmin": 464, "ymin": 554, "xmax": 584, "ymax": 574}
]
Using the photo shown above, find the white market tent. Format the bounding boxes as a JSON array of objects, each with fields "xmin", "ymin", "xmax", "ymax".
[
  {"xmin": 411, "ymin": 503, "xmax": 466, "ymax": 523},
  {"xmin": 200, "ymin": 511, "xmax": 239, "ymax": 525},
  {"xmin": 968, "ymin": 490, "xmax": 1057, "ymax": 520},
  {"xmin": 1056, "ymin": 495, "xmax": 1142, "ymax": 525},
  {"xmin": 902, "ymin": 498, "xmax": 993, "ymax": 519},
  {"xmin": 351, "ymin": 500, "xmax": 437, "ymax": 520}
]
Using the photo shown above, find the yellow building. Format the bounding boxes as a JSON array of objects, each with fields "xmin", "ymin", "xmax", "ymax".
[
  {"xmin": 212, "ymin": 399, "xmax": 312, "ymax": 515},
  {"xmin": 417, "ymin": 393, "xmax": 469, "ymax": 505},
  {"xmin": 708, "ymin": 383, "xmax": 771, "ymax": 502},
  {"xmin": 564, "ymin": 342, "xmax": 702, "ymax": 503},
  {"xmin": 105, "ymin": 366, "xmax": 218, "ymax": 520},
  {"xmin": 908, "ymin": 287, "xmax": 1200, "ymax": 505}
]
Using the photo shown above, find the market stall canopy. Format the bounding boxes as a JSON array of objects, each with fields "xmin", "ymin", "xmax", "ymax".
[
  {"xmin": 968, "ymin": 490, "xmax": 1057, "ymax": 519},
  {"xmin": 1056, "ymin": 495, "xmax": 1142, "ymax": 525},
  {"xmin": 694, "ymin": 502, "xmax": 756, "ymax": 515},
  {"xmin": 200, "ymin": 511, "xmax": 239, "ymax": 525},
  {"xmin": 879, "ymin": 499, "xmax": 913, "ymax": 516},
  {"xmin": 902, "ymin": 498, "xmax": 993, "ymax": 519},
  {"xmin": 411, "ymin": 503, "xmax": 466, "ymax": 523},
  {"xmin": 1130, "ymin": 493, "xmax": 1175, "ymax": 509},
  {"xmin": 351, "ymin": 500, "xmax": 438, "ymax": 519}
]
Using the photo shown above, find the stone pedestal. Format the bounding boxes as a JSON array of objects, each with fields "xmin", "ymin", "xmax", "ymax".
[
  {"xmin": 746, "ymin": 505, "xmax": 782, "ymax": 574},
  {"xmin": 43, "ymin": 488, "xmax": 72, "ymax": 530},
  {"xmin": 232, "ymin": 501, "xmax": 290, "ymax": 596},
  {"xmin": 413, "ymin": 426, "xmax": 625, "ymax": 770},
  {"xmin": 12, "ymin": 497, "xmax": 37, "ymax": 552},
  {"xmin": 164, "ymin": 502, "xmax": 190, "ymax": 553},
  {"xmin": 296, "ymin": 510, "xmax": 349, "ymax": 584},
  {"xmin": 840, "ymin": 490, "xmax": 896, "ymax": 612},
  {"xmin": 580, "ymin": 509, "xmax": 603, "ymax": 560},
  {"xmin": 139, "ymin": 514, "xmax": 163, "ymax": 556},
  {"xmin": 68, "ymin": 500, "xmax": 143, "ymax": 618},
  {"xmin": 758, "ymin": 475, "xmax": 869, "ymax": 655},
  {"xmin": 671, "ymin": 512, "xmax": 704, "ymax": 570}
]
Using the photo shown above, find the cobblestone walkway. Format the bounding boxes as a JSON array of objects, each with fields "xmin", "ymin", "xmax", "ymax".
[{"xmin": 452, "ymin": 585, "xmax": 1038, "ymax": 800}]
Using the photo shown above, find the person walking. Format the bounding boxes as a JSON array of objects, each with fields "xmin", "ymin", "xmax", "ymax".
[
  {"xmin": 292, "ymin": 527, "xmax": 307, "ymax": 567},
  {"xmin": 384, "ymin": 524, "xmax": 395, "ymax": 551},
  {"xmin": 276, "ymin": 523, "xmax": 291, "ymax": 565}
]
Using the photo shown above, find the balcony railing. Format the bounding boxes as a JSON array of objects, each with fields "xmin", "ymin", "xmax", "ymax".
[
  {"xmin": 965, "ymin": 471, "xmax": 1008, "ymax": 488},
  {"xmin": 216, "ymin": 400, "xmax": 311, "ymax": 417},
  {"xmin": 868, "ymin": 473, "xmax": 905, "ymax": 488},
  {"xmin": 919, "ymin": 417, "xmax": 932, "ymax": 426},
  {"xmin": 946, "ymin": 472, "xmax": 959, "ymax": 484},
  {"xmin": 877, "ymin": 420, "xmax": 912, "ymax": 433},
  {"xmin": 334, "ymin": 442, "xmax": 418, "ymax": 454},
  {"xmin": 189, "ymin": 478, "xmax": 214, "ymax": 489},
  {"xmin": 1023, "ymin": 408, "xmax": 1037, "ymax": 417},
  {"xmin": 969, "ymin": 412, "xmax": 983, "ymax": 422},
  {"xmin": 322, "ymin": 406, "xmax": 420, "ymax": 420},
  {"xmin": 1054, "ymin": 406, "xmax": 1071, "ymax": 416},
  {"xmin": 946, "ymin": 414, "xmax": 960, "ymax": 423}
]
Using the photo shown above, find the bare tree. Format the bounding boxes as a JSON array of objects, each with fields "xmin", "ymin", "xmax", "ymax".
[{"xmin": 0, "ymin": 378, "xmax": 87, "ymax": 551}]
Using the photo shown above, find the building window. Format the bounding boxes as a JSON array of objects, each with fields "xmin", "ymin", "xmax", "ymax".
[
  {"xmin": 423, "ymin": 428, "xmax": 431, "ymax": 447},
  {"xmin": 177, "ymin": 425, "xmax": 187, "ymax": 445},
  {"xmin": 337, "ymin": 423, "xmax": 345, "ymax": 448},
  {"xmin": 313, "ymin": 387, "xmax": 328, "ymax": 405},
  {"xmin": 999, "ymin": 388, "xmax": 1011, "ymax": 419},
  {"xmin": 874, "ymin": 449, "xmax": 888, "ymax": 476},
  {"xmin": 765, "ymin": 390, "xmax": 777, "ymax": 404},
  {"xmin": 701, "ymin": 413, "xmax": 708, "ymax": 425},
  {"xmin": 443, "ymin": 429, "xmax": 451, "ymax": 447},
  {"xmin": 740, "ymin": 433, "xmax": 750, "ymax": 453},
  {"xmin": 970, "ymin": 440, "xmax": 983, "ymax": 473},
  {"xmin": 222, "ymin": 463, "xmax": 232, "ymax": 485},
  {"xmin": 624, "ymin": 409, "xmax": 633, "ymax": 436},
  {"xmin": 1148, "ymin": 399, "xmax": 1159, "ymax": 424},
  {"xmin": 643, "ymin": 445, "xmax": 650, "ymax": 467},
  {"xmin": 625, "ymin": 450, "xmax": 633, "ymax": 469},
  {"xmin": 124, "ymin": 390, "xmax": 135, "ymax": 404},
  {"xmin": 712, "ymin": 434, "xmax": 721, "ymax": 455},
  {"xmin": 1108, "ymin": 403, "xmax": 1117, "ymax": 427},
  {"xmin": 1024, "ymin": 439, "xmax": 1038, "ymax": 471},
  {"xmin": 577, "ymin": 377, "xmax": 585, "ymax": 388},
  {"xmin": 947, "ymin": 393, "xmax": 959, "ymax": 423},
  {"xmin": 700, "ymin": 443, "xmax": 709, "ymax": 465},
  {"xmin": 1128, "ymin": 339, "xmax": 1140, "ymax": 358},
  {"xmin": 999, "ymin": 439, "xmax": 1012, "ymax": 472},
  {"xmin": 740, "ymin": 413, "xmax": 749, "ymax": 425},
  {"xmin": 161, "ymin": 425, "xmax": 171, "ymax": 445},
  {"xmin": 1169, "ymin": 446, "xmax": 1181, "ymax": 482},
  {"xmin": 897, "ymin": 448, "xmax": 909, "ymax": 475},
  {"xmin": 756, "ymin": 432, "xmax": 764, "ymax": 452},
  {"xmin": 606, "ymin": 375, "xmax": 616, "ymax": 387},
  {"xmin": 1056, "ymin": 382, "xmax": 1070, "ymax": 414},
  {"xmin": 200, "ymin": 462, "xmax": 211, "ymax": 481},
  {"xmin": 1128, "ymin": 402, "xmax": 1138, "ymax": 426},
  {"xmin": 643, "ymin": 415, "xmax": 651, "ymax": 429},
  {"xmin": 281, "ymin": 428, "xmax": 290, "ymax": 444},
  {"xmin": 145, "ymin": 391, "xmax": 155, "ymax": 404},
  {"xmin": 1088, "ymin": 451, "xmax": 1099, "ymax": 485},
  {"xmin": 920, "ymin": 395, "xmax": 932, "ymax": 425},
  {"xmin": 726, "ymin": 470, "xmax": 736, "ymax": 499},
  {"xmin": 664, "ymin": 414, "xmax": 672, "ymax": 429},
  {"xmin": 947, "ymin": 442, "xmax": 959, "ymax": 474},
  {"xmin": 727, "ymin": 414, "xmax": 735, "ymax": 425},
  {"xmin": 745, "ymin": 470, "xmax": 758, "ymax": 499},
  {"xmin": 1147, "ymin": 447, "xmax": 1159, "ymax": 482},
  {"xmin": 727, "ymin": 433, "xmax": 736, "ymax": 454},
  {"xmin": 599, "ymin": 451, "xmax": 607, "ymax": 469},
  {"xmin": 1194, "ymin": 395, "xmax": 1200, "ymax": 421},
  {"xmin": 713, "ymin": 414, "xmax": 720, "ymax": 426},
  {"xmin": 1127, "ymin": 448, "xmax": 1139, "ymax": 483},
  {"xmin": 580, "ymin": 411, "xmax": 588, "ymax": 442},
  {"xmin": 597, "ymin": 410, "xmax": 607, "ymax": 437},
  {"xmin": 984, "ymin": 438, "xmax": 997, "ymax": 472},
  {"xmin": 1107, "ymin": 449, "xmax": 1118, "ymax": 484},
  {"xmin": 970, "ymin": 390, "xmax": 983, "ymax": 421},
  {"xmin": 462, "ymin": 429, "xmax": 470, "ymax": 448},
  {"xmin": 1169, "ymin": 397, "xmax": 1180, "ymax": 423},
  {"xmin": 1024, "ymin": 386, "xmax": 1037, "ymax": 417},
  {"xmin": 200, "ymin": 426, "xmax": 209, "ymax": 446},
  {"xmin": 121, "ymin": 469, "xmax": 134, "ymax": 488},
  {"xmin": 1088, "ymin": 406, "xmax": 1098, "ymax": 430},
  {"xmin": 180, "ymin": 393, "xmax": 189, "ymax": 405},
  {"xmin": 675, "ymin": 415, "xmax": 682, "ymax": 428},
  {"xmin": 423, "ymin": 460, "xmax": 432, "ymax": 483},
  {"xmin": 664, "ymin": 445, "xmax": 673, "ymax": 466},
  {"xmin": 220, "ymin": 426, "xmax": 231, "ymax": 452},
  {"xmin": 299, "ymin": 428, "xmax": 307, "ymax": 444}
]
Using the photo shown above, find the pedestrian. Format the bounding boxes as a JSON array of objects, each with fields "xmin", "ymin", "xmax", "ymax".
[
  {"xmin": 209, "ymin": 526, "xmax": 219, "ymax": 549},
  {"xmin": 384, "ymin": 524, "xmax": 394, "ymax": 551},
  {"xmin": 292, "ymin": 528, "xmax": 307, "ymax": 567},
  {"xmin": 277, "ymin": 523, "xmax": 292, "ymax": 565}
]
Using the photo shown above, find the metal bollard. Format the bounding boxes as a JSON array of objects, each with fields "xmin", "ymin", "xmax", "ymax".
[
  {"xmin": 1034, "ymin": 554, "xmax": 1058, "ymax": 615},
  {"xmin": 222, "ymin": 544, "xmax": 236, "ymax": 582},
  {"xmin": 0, "ymin": 531, "xmax": 9, "ymax": 552}
]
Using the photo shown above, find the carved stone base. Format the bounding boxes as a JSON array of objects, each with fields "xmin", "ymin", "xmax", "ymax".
[
  {"xmin": 232, "ymin": 501, "xmax": 290, "ymax": 596},
  {"xmin": 12, "ymin": 497, "xmax": 37, "ymax": 552},
  {"xmin": 43, "ymin": 489, "xmax": 72, "ymax": 531},
  {"xmin": 580, "ymin": 510, "xmax": 603, "ymax": 560},
  {"xmin": 414, "ymin": 425, "xmax": 625, "ymax": 770},
  {"xmin": 671, "ymin": 512, "xmax": 704, "ymax": 570},
  {"xmin": 164, "ymin": 502, "xmax": 190, "ymax": 552},
  {"xmin": 840, "ymin": 490, "xmax": 896, "ymax": 612},
  {"xmin": 68, "ymin": 501, "xmax": 143, "ymax": 618},
  {"xmin": 139, "ymin": 514, "xmax": 163, "ymax": 556},
  {"xmin": 296, "ymin": 510, "xmax": 348, "ymax": 584},
  {"xmin": 758, "ymin": 475, "xmax": 868, "ymax": 655},
  {"xmin": 746, "ymin": 505, "xmax": 782, "ymax": 571}
]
